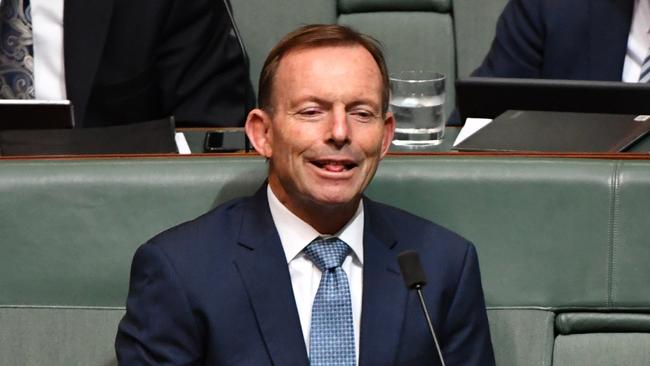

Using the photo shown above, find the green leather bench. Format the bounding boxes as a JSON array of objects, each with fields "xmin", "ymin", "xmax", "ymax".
[
  {"xmin": 1, "ymin": 155, "xmax": 649, "ymax": 365},
  {"xmin": 230, "ymin": 0, "xmax": 510, "ymax": 119}
]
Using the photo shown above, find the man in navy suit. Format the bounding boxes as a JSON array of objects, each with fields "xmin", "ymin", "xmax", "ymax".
[
  {"xmin": 115, "ymin": 24, "xmax": 495, "ymax": 365},
  {"xmin": 474, "ymin": 0, "xmax": 636, "ymax": 81}
]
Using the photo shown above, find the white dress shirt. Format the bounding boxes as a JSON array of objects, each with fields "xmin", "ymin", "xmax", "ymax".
[
  {"xmin": 30, "ymin": 0, "xmax": 66, "ymax": 99},
  {"xmin": 623, "ymin": 0, "xmax": 650, "ymax": 81},
  {"xmin": 267, "ymin": 185, "xmax": 363, "ymax": 365}
]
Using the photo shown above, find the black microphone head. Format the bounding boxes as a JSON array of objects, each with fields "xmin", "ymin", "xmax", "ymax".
[{"xmin": 398, "ymin": 250, "xmax": 427, "ymax": 289}]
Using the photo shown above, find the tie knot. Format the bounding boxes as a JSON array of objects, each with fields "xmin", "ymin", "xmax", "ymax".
[{"xmin": 304, "ymin": 237, "xmax": 350, "ymax": 271}]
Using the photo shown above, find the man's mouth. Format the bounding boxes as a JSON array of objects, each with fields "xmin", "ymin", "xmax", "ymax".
[{"xmin": 311, "ymin": 159, "xmax": 358, "ymax": 172}]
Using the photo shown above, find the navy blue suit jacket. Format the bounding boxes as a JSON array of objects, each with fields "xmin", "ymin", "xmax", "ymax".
[
  {"xmin": 474, "ymin": 0, "xmax": 634, "ymax": 80},
  {"xmin": 115, "ymin": 186, "xmax": 495, "ymax": 365}
]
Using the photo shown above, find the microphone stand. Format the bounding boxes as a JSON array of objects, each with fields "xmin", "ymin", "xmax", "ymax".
[
  {"xmin": 398, "ymin": 250, "xmax": 447, "ymax": 366},
  {"xmin": 414, "ymin": 284, "xmax": 446, "ymax": 366}
]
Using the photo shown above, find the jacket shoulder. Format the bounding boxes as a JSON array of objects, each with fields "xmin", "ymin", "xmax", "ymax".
[
  {"xmin": 146, "ymin": 195, "xmax": 251, "ymax": 254},
  {"xmin": 365, "ymin": 198, "xmax": 474, "ymax": 257}
]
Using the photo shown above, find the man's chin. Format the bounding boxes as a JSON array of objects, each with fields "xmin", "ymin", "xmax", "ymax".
[{"xmin": 309, "ymin": 192, "xmax": 361, "ymax": 210}]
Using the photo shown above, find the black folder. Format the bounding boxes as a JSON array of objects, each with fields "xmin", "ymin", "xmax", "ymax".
[
  {"xmin": 454, "ymin": 110, "xmax": 650, "ymax": 153},
  {"xmin": 0, "ymin": 100, "xmax": 74, "ymax": 129},
  {"xmin": 0, "ymin": 117, "xmax": 178, "ymax": 156}
]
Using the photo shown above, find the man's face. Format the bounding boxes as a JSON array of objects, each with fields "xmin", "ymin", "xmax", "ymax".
[{"xmin": 249, "ymin": 45, "xmax": 394, "ymax": 226}]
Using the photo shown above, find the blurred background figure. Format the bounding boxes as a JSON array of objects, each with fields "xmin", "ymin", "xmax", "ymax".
[
  {"xmin": 0, "ymin": 0, "xmax": 254, "ymax": 128},
  {"xmin": 473, "ymin": 0, "xmax": 645, "ymax": 83}
]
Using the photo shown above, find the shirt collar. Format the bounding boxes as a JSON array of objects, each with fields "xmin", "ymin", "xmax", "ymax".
[{"xmin": 267, "ymin": 185, "xmax": 364, "ymax": 265}]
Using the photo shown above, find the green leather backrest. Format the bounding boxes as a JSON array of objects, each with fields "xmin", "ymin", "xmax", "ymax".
[
  {"xmin": 553, "ymin": 333, "xmax": 650, "ymax": 366},
  {"xmin": 2, "ymin": 156, "xmax": 649, "ymax": 365},
  {"xmin": 367, "ymin": 158, "xmax": 650, "ymax": 310},
  {"xmin": 2, "ymin": 156, "xmax": 649, "ymax": 309},
  {"xmin": 0, "ymin": 307, "xmax": 123, "ymax": 366},
  {"xmin": 229, "ymin": 0, "xmax": 337, "ymax": 99},
  {"xmin": 0, "ymin": 158, "xmax": 266, "ymax": 307},
  {"xmin": 453, "ymin": 0, "xmax": 510, "ymax": 76}
]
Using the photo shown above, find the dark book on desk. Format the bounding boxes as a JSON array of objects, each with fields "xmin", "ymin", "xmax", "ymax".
[{"xmin": 454, "ymin": 110, "xmax": 650, "ymax": 153}]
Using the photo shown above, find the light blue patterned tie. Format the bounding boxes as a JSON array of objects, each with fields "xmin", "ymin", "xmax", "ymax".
[
  {"xmin": 0, "ymin": 0, "xmax": 34, "ymax": 98},
  {"xmin": 304, "ymin": 237, "xmax": 355, "ymax": 366}
]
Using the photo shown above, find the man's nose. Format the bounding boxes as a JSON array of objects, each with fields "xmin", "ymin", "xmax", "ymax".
[{"xmin": 330, "ymin": 108, "xmax": 350, "ymax": 145}]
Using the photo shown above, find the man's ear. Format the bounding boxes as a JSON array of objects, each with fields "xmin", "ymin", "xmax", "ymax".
[
  {"xmin": 245, "ymin": 108, "xmax": 273, "ymax": 158},
  {"xmin": 380, "ymin": 112, "xmax": 396, "ymax": 158}
]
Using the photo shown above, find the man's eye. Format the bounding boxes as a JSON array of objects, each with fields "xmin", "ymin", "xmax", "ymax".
[
  {"xmin": 349, "ymin": 109, "xmax": 377, "ymax": 122},
  {"xmin": 296, "ymin": 109, "xmax": 324, "ymax": 119}
]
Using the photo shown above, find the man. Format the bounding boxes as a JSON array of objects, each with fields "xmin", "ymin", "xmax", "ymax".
[
  {"xmin": 474, "ymin": 0, "xmax": 643, "ymax": 82},
  {"xmin": 0, "ymin": 0, "xmax": 253, "ymax": 127},
  {"xmin": 116, "ymin": 24, "xmax": 495, "ymax": 365}
]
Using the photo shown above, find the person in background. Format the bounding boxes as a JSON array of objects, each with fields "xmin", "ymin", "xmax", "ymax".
[
  {"xmin": 474, "ymin": 0, "xmax": 645, "ymax": 83},
  {"xmin": 115, "ymin": 24, "xmax": 495, "ymax": 365},
  {"xmin": 0, "ymin": 0, "xmax": 254, "ymax": 127}
]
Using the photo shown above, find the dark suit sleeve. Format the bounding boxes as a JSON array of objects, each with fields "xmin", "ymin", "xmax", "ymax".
[
  {"xmin": 156, "ymin": 0, "xmax": 254, "ymax": 127},
  {"xmin": 472, "ymin": 0, "xmax": 545, "ymax": 78},
  {"xmin": 442, "ymin": 243, "xmax": 496, "ymax": 366},
  {"xmin": 115, "ymin": 242, "xmax": 203, "ymax": 365},
  {"xmin": 447, "ymin": 0, "xmax": 545, "ymax": 125}
]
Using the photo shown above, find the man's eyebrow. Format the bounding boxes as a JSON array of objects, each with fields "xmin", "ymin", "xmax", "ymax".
[
  {"xmin": 288, "ymin": 96, "xmax": 380, "ymax": 112},
  {"xmin": 288, "ymin": 96, "xmax": 332, "ymax": 109},
  {"xmin": 347, "ymin": 100, "xmax": 381, "ymax": 112}
]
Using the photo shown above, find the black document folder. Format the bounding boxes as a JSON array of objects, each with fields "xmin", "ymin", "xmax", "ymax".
[
  {"xmin": 0, "ymin": 100, "xmax": 74, "ymax": 129},
  {"xmin": 0, "ymin": 118, "xmax": 177, "ymax": 156},
  {"xmin": 454, "ymin": 110, "xmax": 650, "ymax": 153}
]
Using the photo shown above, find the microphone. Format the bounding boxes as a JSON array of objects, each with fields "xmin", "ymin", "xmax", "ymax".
[{"xmin": 398, "ymin": 250, "xmax": 446, "ymax": 366}]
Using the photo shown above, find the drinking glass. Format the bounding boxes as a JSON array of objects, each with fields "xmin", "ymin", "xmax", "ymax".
[{"xmin": 389, "ymin": 71, "xmax": 446, "ymax": 147}]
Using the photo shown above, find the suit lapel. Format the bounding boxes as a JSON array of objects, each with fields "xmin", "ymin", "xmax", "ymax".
[
  {"xmin": 63, "ymin": 0, "xmax": 114, "ymax": 126},
  {"xmin": 233, "ymin": 187, "xmax": 309, "ymax": 366},
  {"xmin": 589, "ymin": 0, "xmax": 634, "ymax": 80},
  {"xmin": 359, "ymin": 198, "xmax": 408, "ymax": 365}
]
